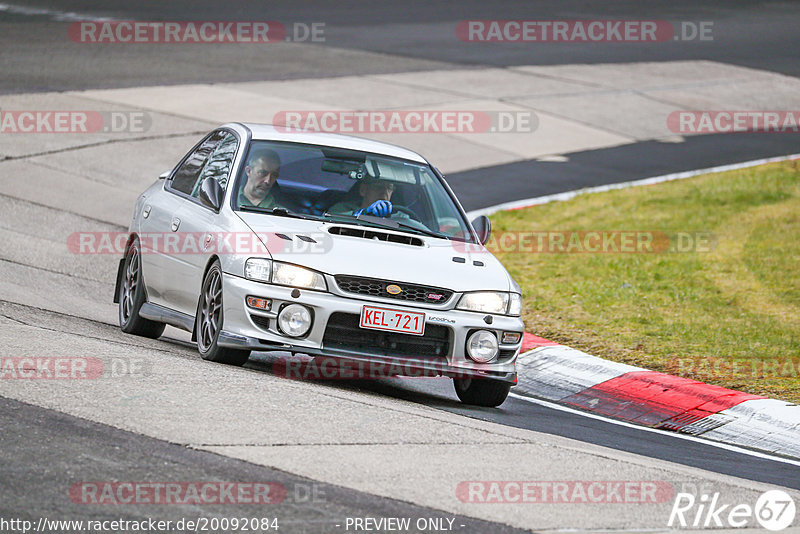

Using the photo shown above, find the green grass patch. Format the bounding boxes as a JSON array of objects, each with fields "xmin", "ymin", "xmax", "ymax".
[{"xmin": 491, "ymin": 160, "xmax": 800, "ymax": 402}]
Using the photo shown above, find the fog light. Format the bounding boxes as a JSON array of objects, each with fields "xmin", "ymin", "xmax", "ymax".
[
  {"xmin": 277, "ymin": 304, "xmax": 312, "ymax": 337},
  {"xmin": 466, "ymin": 330, "xmax": 499, "ymax": 363},
  {"xmin": 246, "ymin": 296, "xmax": 271, "ymax": 310},
  {"xmin": 502, "ymin": 332, "xmax": 522, "ymax": 344}
]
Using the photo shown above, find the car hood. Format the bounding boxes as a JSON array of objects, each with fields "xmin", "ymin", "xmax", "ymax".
[{"xmin": 236, "ymin": 212, "xmax": 513, "ymax": 292}]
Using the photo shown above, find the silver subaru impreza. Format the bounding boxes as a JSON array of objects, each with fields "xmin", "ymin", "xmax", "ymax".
[{"xmin": 115, "ymin": 123, "xmax": 524, "ymax": 406}]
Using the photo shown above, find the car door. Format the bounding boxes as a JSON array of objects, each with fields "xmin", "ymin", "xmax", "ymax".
[
  {"xmin": 169, "ymin": 130, "xmax": 240, "ymax": 316},
  {"xmin": 139, "ymin": 131, "xmax": 227, "ymax": 314},
  {"xmin": 137, "ymin": 181, "xmax": 187, "ymax": 309}
]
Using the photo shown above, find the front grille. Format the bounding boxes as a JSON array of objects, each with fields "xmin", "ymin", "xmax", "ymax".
[
  {"xmin": 323, "ymin": 312, "xmax": 450, "ymax": 359},
  {"xmin": 335, "ymin": 275, "xmax": 453, "ymax": 304}
]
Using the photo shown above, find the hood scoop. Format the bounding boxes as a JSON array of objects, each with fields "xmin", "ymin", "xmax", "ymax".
[{"xmin": 328, "ymin": 226, "xmax": 424, "ymax": 247}]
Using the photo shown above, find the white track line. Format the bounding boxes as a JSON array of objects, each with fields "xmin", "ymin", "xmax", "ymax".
[
  {"xmin": 509, "ymin": 392, "xmax": 800, "ymax": 468},
  {"xmin": 467, "ymin": 152, "xmax": 800, "ymax": 218},
  {"xmin": 0, "ymin": 2, "xmax": 118, "ymax": 22}
]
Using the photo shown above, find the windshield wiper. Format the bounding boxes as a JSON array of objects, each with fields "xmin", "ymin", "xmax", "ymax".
[
  {"xmin": 239, "ymin": 206, "xmax": 320, "ymax": 221},
  {"xmin": 393, "ymin": 220, "xmax": 452, "ymax": 240}
]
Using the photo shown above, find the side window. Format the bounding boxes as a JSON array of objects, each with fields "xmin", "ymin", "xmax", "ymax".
[
  {"xmin": 168, "ymin": 130, "xmax": 228, "ymax": 195},
  {"xmin": 191, "ymin": 132, "xmax": 238, "ymax": 197}
]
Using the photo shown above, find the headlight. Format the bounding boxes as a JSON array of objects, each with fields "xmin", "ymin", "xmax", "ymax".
[
  {"xmin": 457, "ymin": 291, "xmax": 509, "ymax": 314},
  {"xmin": 457, "ymin": 291, "xmax": 522, "ymax": 316},
  {"xmin": 245, "ymin": 258, "xmax": 272, "ymax": 282},
  {"xmin": 272, "ymin": 262, "xmax": 327, "ymax": 291}
]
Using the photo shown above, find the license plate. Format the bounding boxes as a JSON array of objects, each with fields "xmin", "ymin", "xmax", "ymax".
[{"xmin": 360, "ymin": 306, "xmax": 425, "ymax": 336}]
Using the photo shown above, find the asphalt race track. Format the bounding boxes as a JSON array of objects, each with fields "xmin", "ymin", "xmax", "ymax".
[
  {"xmin": 450, "ymin": 132, "xmax": 800, "ymax": 211},
  {"xmin": 2, "ymin": 0, "xmax": 800, "ymax": 93},
  {"xmin": 2, "ymin": 1, "xmax": 800, "ymax": 532}
]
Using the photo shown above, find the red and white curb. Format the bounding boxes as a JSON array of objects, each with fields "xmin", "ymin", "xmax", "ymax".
[
  {"xmin": 467, "ymin": 153, "xmax": 800, "ymax": 460},
  {"xmin": 515, "ymin": 333, "xmax": 800, "ymax": 460}
]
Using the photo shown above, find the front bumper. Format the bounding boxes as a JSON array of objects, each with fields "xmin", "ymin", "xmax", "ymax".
[{"xmin": 219, "ymin": 273, "xmax": 523, "ymax": 384}]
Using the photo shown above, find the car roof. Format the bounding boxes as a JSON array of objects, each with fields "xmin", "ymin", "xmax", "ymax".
[{"xmin": 233, "ymin": 123, "xmax": 428, "ymax": 164}]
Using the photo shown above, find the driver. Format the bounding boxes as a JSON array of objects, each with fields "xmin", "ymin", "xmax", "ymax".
[
  {"xmin": 238, "ymin": 148, "xmax": 295, "ymax": 210},
  {"xmin": 327, "ymin": 177, "xmax": 397, "ymax": 218}
]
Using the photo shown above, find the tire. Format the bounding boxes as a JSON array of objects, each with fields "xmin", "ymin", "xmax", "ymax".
[
  {"xmin": 196, "ymin": 261, "xmax": 250, "ymax": 366},
  {"xmin": 453, "ymin": 377, "xmax": 511, "ymax": 407},
  {"xmin": 118, "ymin": 238, "xmax": 165, "ymax": 339}
]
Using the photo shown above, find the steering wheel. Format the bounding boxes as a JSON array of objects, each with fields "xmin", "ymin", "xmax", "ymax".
[
  {"xmin": 391, "ymin": 205, "xmax": 441, "ymax": 233},
  {"xmin": 392, "ymin": 205, "xmax": 420, "ymax": 220}
]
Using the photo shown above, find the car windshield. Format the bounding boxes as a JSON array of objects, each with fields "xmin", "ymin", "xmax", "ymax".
[{"xmin": 232, "ymin": 140, "xmax": 475, "ymax": 242}]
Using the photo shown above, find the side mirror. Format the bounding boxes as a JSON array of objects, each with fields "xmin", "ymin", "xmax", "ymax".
[
  {"xmin": 158, "ymin": 170, "xmax": 170, "ymax": 180},
  {"xmin": 198, "ymin": 177, "xmax": 223, "ymax": 211},
  {"xmin": 471, "ymin": 215, "xmax": 491, "ymax": 245}
]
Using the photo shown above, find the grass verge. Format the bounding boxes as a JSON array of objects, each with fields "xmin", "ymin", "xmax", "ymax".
[{"xmin": 491, "ymin": 160, "xmax": 800, "ymax": 403}]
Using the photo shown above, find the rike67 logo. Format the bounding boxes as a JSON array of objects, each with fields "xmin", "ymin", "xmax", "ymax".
[{"xmin": 669, "ymin": 489, "xmax": 796, "ymax": 531}]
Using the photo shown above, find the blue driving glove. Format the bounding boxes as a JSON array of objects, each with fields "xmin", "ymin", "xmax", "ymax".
[{"xmin": 354, "ymin": 200, "xmax": 393, "ymax": 218}]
